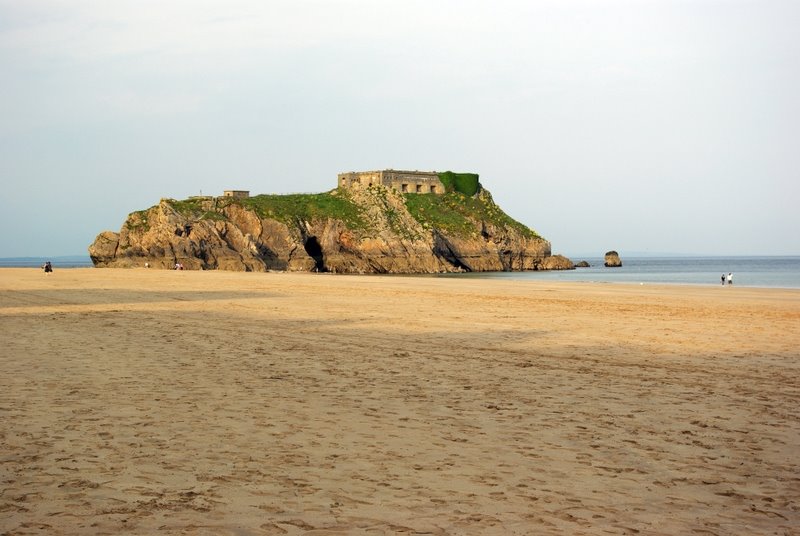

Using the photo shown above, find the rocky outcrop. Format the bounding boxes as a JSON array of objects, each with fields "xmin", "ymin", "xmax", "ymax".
[
  {"xmin": 540, "ymin": 255, "xmax": 575, "ymax": 270},
  {"xmin": 575, "ymin": 260, "xmax": 590, "ymax": 268},
  {"xmin": 89, "ymin": 187, "xmax": 572, "ymax": 274},
  {"xmin": 604, "ymin": 250, "xmax": 622, "ymax": 267}
]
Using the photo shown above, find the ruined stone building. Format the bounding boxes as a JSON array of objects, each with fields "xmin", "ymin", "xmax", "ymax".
[
  {"xmin": 337, "ymin": 170, "xmax": 445, "ymax": 194},
  {"xmin": 223, "ymin": 190, "xmax": 250, "ymax": 199}
]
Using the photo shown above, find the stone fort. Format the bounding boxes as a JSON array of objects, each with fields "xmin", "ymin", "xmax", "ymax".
[{"xmin": 338, "ymin": 170, "xmax": 445, "ymax": 194}]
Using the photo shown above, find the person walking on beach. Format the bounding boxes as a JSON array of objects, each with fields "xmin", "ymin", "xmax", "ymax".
[
  {"xmin": 43, "ymin": 261, "xmax": 53, "ymax": 274},
  {"xmin": 721, "ymin": 273, "xmax": 726, "ymax": 286},
  {"xmin": 727, "ymin": 272, "xmax": 733, "ymax": 285}
]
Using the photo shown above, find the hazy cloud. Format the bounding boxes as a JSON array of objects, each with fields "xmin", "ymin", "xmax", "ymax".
[{"xmin": 1, "ymin": 0, "xmax": 798, "ymax": 256}]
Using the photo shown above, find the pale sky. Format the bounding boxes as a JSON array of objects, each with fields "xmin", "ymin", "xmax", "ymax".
[{"xmin": 1, "ymin": 0, "xmax": 798, "ymax": 258}]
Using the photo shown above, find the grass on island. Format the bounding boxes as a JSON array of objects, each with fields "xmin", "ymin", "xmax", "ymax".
[
  {"xmin": 158, "ymin": 198, "xmax": 227, "ymax": 223},
  {"xmin": 404, "ymin": 191, "xmax": 541, "ymax": 239},
  {"xmin": 157, "ymin": 186, "xmax": 539, "ymax": 241},
  {"xmin": 160, "ymin": 193, "xmax": 366, "ymax": 229},
  {"xmin": 239, "ymin": 192, "xmax": 367, "ymax": 229},
  {"xmin": 437, "ymin": 171, "xmax": 481, "ymax": 197}
]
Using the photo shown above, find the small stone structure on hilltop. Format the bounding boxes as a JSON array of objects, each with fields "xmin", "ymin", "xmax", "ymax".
[
  {"xmin": 223, "ymin": 190, "xmax": 250, "ymax": 199},
  {"xmin": 338, "ymin": 170, "xmax": 445, "ymax": 194}
]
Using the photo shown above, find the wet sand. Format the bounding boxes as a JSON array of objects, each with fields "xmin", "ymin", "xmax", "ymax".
[{"xmin": 1, "ymin": 267, "xmax": 799, "ymax": 535}]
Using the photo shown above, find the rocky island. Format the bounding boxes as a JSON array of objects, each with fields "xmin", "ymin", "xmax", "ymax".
[{"xmin": 89, "ymin": 170, "xmax": 573, "ymax": 273}]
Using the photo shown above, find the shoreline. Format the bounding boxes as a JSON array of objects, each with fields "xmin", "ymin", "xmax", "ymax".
[{"xmin": 5, "ymin": 264, "xmax": 800, "ymax": 291}]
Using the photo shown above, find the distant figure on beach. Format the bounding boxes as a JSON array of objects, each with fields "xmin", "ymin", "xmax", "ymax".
[
  {"xmin": 727, "ymin": 272, "xmax": 733, "ymax": 285},
  {"xmin": 42, "ymin": 261, "xmax": 53, "ymax": 274},
  {"xmin": 721, "ymin": 274, "xmax": 726, "ymax": 286}
]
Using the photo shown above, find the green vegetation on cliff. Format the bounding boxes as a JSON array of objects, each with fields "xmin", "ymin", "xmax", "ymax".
[
  {"xmin": 168, "ymin": 198, "xmax": 208, "ymax": 215},
  {"xmin": 437, "ymin": 171, "xmax": 480, "ymax": 196},
  {"xmin": 161, "ymin": 186, "xmax": 539, "ymax": 241},
  {"xmin": 240, "ymin": 192, "xmax": 367, "ymax": 229},
  {"xmin": 125, "ymin": 209, "xmax": 152, "ymax": 232},
  {"xmin": 162, "ymin": 193, "xmax": 366, "ymax": 229},
  {"xmin": 404, "ymin": 191, "xmax": 541, "ymax": 239},
  {"xmin": 167, "ymin": 198, "xmax": 227, "ymax": 222}
]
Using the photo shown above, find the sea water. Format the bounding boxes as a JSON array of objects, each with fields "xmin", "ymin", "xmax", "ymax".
[
  {"xmin": 3, "ymin": 255, "xmax": 799, "ymax": 289},
  {"xmin": 0, "ymin": 256, "xmax": 94, "ymax": 269},
  {"xmin": 443, "ymin": 256, "xmax": 800, "ymax": 289}
]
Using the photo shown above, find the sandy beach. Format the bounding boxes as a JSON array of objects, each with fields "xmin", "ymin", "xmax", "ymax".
[{"xmin": 1, "ymin": 267, "xmax": 798, "ymax": 535}]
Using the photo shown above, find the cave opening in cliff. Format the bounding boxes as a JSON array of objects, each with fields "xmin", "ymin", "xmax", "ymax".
[{"xmin": 303, "ymin": 236, "xmax": 326, "ymax": 272}]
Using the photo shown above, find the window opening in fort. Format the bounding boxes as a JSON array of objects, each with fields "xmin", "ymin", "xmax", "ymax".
[
  {"xmin": 430, "ymin": 185, "xmax": 437, "ymax": 193},
  {"xmin": 416, "ymin": 185, "xmax": 422, "ymax": 193},
  {"xmin": 401, "ymin": 184, "xmax": 408, "ymax": 193}
]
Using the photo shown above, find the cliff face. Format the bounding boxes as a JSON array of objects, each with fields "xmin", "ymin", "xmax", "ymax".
[{"xmin": 88, "ymin": 186, "xmax": 570, "ymax": 273}]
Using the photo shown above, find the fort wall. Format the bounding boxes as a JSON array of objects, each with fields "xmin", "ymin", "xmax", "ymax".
[{"xmin": 338, "ymin": 170, "xmax": 445, "ymax": 194}]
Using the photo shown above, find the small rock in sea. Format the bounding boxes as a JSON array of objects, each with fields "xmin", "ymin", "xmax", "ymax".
[{"xmin": 604, "ymin": 251, "xmax": 622, "ymax": 267}]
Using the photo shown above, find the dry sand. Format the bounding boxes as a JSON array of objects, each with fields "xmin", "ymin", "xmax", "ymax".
[{"xmin": 1, "ymin": 267, "xmax": 799, "ymax": 535}]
